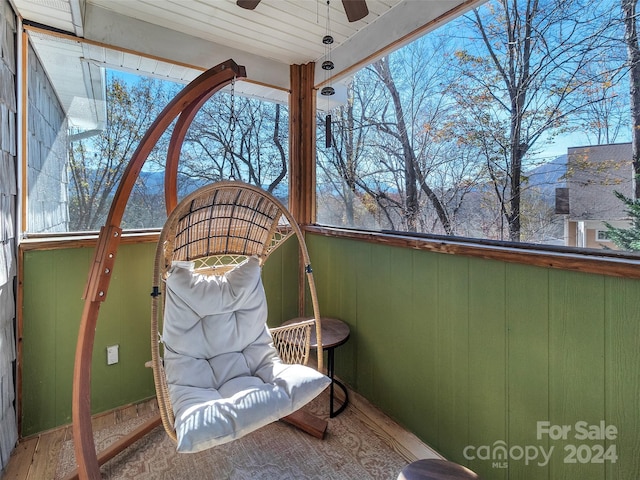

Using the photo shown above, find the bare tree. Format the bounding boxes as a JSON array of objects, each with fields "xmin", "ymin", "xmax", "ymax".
[
  {"xmin": 451, "ymin": 0, "xmax": 619, "ymax": 241},
  {"xmin": 317, "ymin": 35, "xmax": 482, "ymax": 234},
  {"xmin": 317, "ymin": 81, "xmax": 369, "ymax": 227},
  {"xmin": 370, "ymin": 57, "xmax": 420, "ymax": 232},
  {"xmin": 68, "ymin": 76, "xmax": 168, "ymax": 230},
  {"xmin": 577, "ymin": 61, "xmax": 628, "ymax": 145},
  {"xmin": 69, "ymin": 75, "xmax": 289, "ymax": 232},
  {"xmin": 318, "ymin": 71, "xmax": 407, "ymax": 230},
  {"xmin": 182, "ymin": 93, "xmax": 289, "ymax": 194}
]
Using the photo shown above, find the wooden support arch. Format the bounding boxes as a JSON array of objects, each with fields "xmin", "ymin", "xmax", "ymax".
[
  {"xmin": 164, "ymin": 89, "xmax": 219, "ymax": 213},
  {"xmin": 71, "ymin": 60, "xmax": 246, "ymax": 480}
]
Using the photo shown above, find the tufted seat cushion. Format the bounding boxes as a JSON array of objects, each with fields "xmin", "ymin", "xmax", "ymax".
[{"xmin": 162, "ymin": 256, "xmax": 330, "ymax": 453}]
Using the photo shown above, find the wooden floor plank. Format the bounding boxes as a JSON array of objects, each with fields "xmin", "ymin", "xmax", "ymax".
[
  {"xmin": 90, "ymin": 410, "xmax": 116, "ymax": 432},
  {"xmin": 114, "ymin": 404, "xmax": 139, "ymax": 424},
  {"xmin": 63, "ymin": 415, "xmax": 162, "ymax": 480},
  {"xmin": 348, "ymin": 388, "xmax": 443, "ymax": 463},
  {"xmin": 2, "ymin": 437, "xmax": 37, "ymax": 480},
  {"xmin": 28, "ymin": 428, "xmax": 66, "ymax": 480},
  {"xmin": 3, "ymin": 393, "xmax": 438, "ymax": 477},
  {"xmin": 135, "ymin": 399, "xmax": 158, "ymax": 417}
]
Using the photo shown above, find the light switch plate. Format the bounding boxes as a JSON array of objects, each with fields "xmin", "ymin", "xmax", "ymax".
[{"xmin": 107, "ymin": 345, "xmax": 119, "ymax": 365}]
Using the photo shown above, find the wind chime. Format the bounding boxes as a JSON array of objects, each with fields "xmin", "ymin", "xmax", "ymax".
[{"xmin": 321, "ymin": 0, "xmax": 335, "ymax": 148}]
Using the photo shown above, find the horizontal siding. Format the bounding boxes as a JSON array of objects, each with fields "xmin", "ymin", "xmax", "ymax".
[{"xmin": 307, "ymin": 233, "xmax": 640, "ymax": 480}]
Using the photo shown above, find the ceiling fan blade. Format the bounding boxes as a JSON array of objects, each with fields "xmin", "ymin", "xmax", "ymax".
[
  {"xmin": 237, "ymin": 0, "xmax": 261, "ymax": 10},
  {"xmin": 342, "ymin": 0, "xmax": 369, "ymax": 22}
]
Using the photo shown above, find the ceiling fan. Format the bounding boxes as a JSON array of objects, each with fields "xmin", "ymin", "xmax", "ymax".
[{"xmin": 236, "ymin": 0, "xmax": 369, "ymax": 23}]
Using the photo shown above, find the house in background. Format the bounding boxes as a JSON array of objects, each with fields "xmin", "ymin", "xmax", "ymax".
[{"xmin": 559, "ymin": 143, "xmax": 634, "ymax": 249}]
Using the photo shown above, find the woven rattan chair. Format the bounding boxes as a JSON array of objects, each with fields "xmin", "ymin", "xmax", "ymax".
[
  {"xmin": 150, "ymin": 181, "xmax": 328, "ymax": 451},
  {"xmin": 72, "ymin": 60, "xmax": 329, "ymax": 476}
]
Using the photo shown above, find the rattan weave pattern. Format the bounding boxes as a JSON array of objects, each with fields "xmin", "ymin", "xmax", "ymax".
[
  {"xmin": 271, "ymin": 319, "xmax": 314, "ymax": 365},
  {"xmin": 171, "ymin": 188, "xmax": 284, "ymax": 263}
]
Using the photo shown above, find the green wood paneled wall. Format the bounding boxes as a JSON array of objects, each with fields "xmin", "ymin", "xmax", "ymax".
[
  {"xmin": 20, "ymin": 239, "xmax": 298, "ymax": 437},
  {"xmin": 22, "ymin": 243, "xmax": 154, "ymax": 436},
  {"xmin": 21, "ymin": 233, "xmax": 640, "ymax": 479},
  {"xmin": 307, "ymin": 234, "xmax": 640, "ymax": 480}
]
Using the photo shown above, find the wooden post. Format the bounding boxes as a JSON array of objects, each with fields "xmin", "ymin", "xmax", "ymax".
[
  {"xmin": 289, "ymin": 63, "xmax": 316, "ymax": 226},
  {"xmin": 288, "ymin": 63, "xmax": 323, "ymax": 367}
]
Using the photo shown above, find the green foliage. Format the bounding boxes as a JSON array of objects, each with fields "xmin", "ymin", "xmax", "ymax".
[{"xmin": 604, "ymin": 191, "xmax": 640, "ymax": 251}]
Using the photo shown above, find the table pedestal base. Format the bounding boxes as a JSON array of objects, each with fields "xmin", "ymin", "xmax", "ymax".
[{"xmin": 327, "ymin": 346, "xmax": 348, "ymax": 417}]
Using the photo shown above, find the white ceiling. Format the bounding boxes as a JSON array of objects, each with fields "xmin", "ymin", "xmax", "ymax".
[{"xmin": 12, "ymin": 0, "xmax": 483, "ymax": 127}]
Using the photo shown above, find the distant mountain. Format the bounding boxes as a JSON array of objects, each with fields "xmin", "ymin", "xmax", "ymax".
[
  {"xmin": 137, "ymin": 170, "xmax": 289, "ymax": 202},
  {"xmin": 526, "ymin": 154, "xmax": 567, "ymax": 196},
  {"xmin": 137, "ymin": 170, "xmax": 206, "ymax": 196}
]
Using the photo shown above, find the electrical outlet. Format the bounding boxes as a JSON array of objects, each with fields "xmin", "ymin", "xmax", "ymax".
[{"xmin": 107, "ymin": 345, "xmax": 119, "ymax": 365}]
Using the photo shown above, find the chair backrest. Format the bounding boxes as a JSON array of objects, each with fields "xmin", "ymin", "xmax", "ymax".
[
  {"xmin": 150, "ymin": 181, "xmax": 323, "ymax": 442},
  {"xmin": 160, "ymin": 181, "xmax": 294, "ymax": 272}
]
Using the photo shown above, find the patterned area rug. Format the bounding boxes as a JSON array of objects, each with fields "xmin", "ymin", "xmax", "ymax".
[{"xmin": 55, "ymin": 392, "xmax": 409, "ymax": 479}]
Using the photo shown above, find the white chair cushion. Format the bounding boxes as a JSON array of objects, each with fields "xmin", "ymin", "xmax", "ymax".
[{"xmin": 162, "ymin": 256, "xmax": 330, "ymax": 453}]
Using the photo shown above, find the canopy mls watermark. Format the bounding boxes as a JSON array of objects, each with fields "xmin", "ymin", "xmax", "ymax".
[{"xmin": 463, "ymin": 420, "xmax": 619, "ymax": 469}]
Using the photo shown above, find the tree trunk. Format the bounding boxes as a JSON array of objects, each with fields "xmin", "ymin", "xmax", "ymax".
[
  {"xmin": 268, "ymin": 103, "xmax": 287, "ymax": 193},
  {"xmin": 344, "ymin": 93, "xmax": 356, "ymax": 225},
  {"xmin": 475, "ymin": 0, "xmax": 537, "ymax": 242},
  {"xmin": 373, "ymin": 58, "xmax": 419, "ymax": 231},
  {"xmin": 623, "ymin": 0, "xmax": 640, "ymax": 199},
  {"xmin": 373, "ymin": 58, "xmax": 456, "ymax": 233}
]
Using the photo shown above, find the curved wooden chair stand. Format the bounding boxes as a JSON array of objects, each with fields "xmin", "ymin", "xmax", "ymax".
[{"xmin": 70, "ymin": 59, "xmax": 324, "ymax": 480}]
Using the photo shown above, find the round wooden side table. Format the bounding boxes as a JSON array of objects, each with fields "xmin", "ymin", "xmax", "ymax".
[
  {"xmin": 398, "ymin": 459, "xmax": 480, "ymax": 480},
  {"xmin": 282, "ymin": 317, "xmax": 350, "ymax": 417}
]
